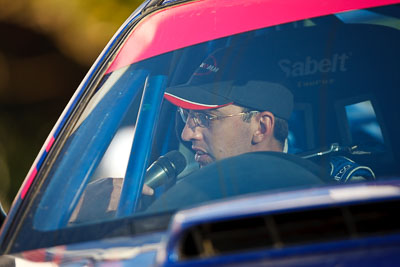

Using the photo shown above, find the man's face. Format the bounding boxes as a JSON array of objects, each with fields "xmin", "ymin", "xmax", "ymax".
[{"xmin": 181, "ymin": 105, "xmax": 255, "ymax": 167}]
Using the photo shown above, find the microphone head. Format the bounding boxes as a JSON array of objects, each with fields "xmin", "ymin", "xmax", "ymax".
[
  {"xmin": 145, "ymin": 150, "xmax": 187, "ymax": 189},
  {"xmin": 163, "ymin": 150, "xmax": 187, "ymax": 175}
]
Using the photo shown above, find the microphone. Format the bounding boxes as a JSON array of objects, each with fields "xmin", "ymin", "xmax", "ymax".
[{"xmin": 145, "ymin": 150, "xmax": 187, "ymax": 189}]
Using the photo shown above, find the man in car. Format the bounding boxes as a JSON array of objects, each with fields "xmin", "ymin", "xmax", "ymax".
[
  {"xmin": 165, "ymin": 82, "xmax": 292, "ymax": 168},
  {"xmin": 164, "ymin": 46, "xmax": 375, "ymax": 181},
  {"xmin": 164, "ymin": 46, "xmax": 293, "ymax": 168}
]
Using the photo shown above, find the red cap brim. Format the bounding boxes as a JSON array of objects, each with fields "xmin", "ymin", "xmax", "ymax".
[{"xmin": 164, "ymin": 93, "xmax": 232, "ymax": 110}]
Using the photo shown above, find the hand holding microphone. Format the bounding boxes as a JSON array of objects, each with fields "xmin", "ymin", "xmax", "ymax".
[{"xmin": 142, "ymin": 150, "xmax": 186, "ymax": 195}]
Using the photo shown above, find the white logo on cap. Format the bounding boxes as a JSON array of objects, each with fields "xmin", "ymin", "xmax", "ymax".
[
  {"xmin": 194, "ymin": 55, "xmax": 220, "ymax": 76},
  {"xmin": 199, "ymin": 62, "xmax": 219, "ymax": 73}
]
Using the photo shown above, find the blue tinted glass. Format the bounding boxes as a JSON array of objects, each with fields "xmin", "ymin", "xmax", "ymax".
[{"xmin": 345, "ymin": 100, "xmax": 385, "ymax": 145}]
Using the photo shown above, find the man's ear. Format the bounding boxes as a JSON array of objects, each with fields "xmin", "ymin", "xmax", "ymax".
[{"xmin": 252, "ymin": 111, "xmax": 275, "ymax": 144}]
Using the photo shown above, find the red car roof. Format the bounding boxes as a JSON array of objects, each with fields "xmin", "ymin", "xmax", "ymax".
[{"xmin": 107, "ymin": 0, "xmax": 399, "ymax": 73}]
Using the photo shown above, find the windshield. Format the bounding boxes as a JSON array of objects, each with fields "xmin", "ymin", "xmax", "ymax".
[{"xmin": 12, "ymin": 3, "xmax": 400, "ymax": 252}]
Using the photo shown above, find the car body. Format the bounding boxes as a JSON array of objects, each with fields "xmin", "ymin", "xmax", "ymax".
[{"xmin": 1, "ymin": 0, "xmax": 400, "ymax": 266}]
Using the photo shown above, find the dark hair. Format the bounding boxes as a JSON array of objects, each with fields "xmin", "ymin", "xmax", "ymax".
[
  {"xmin": 241, "ymin": 107, "xmax": 289, "ymax": 148},
  {"xmin": 273, "ymin": 117, "xmax": 289, "ymax": 147}
]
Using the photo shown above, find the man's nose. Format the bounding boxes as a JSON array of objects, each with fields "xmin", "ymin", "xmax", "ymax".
[{"xmin": 181, "ymin": 122, "xmax": 203, "ymax": 141}]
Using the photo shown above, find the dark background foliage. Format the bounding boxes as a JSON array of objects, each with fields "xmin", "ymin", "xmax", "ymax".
[{"xmin": 0, "ymin": 0, "xmax": 142, "ymax": 210}]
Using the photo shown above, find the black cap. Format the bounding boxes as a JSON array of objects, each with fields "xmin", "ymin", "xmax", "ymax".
[{"xmin": 164, "ymin": 46, "xmax": 293, "ymax": 120}]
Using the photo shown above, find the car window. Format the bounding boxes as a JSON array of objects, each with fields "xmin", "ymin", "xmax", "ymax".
[{"xmin": 11, "ymin": 4, "xmax": 400, "ymax": 252}]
